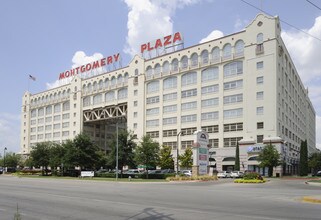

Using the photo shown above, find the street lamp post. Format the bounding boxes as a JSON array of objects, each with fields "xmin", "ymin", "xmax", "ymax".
[
  {"xmin": 3, "ymin": 147, "xmax": 7, "ymax": 173},
  {"xmin": 176, "ymin": 131, "xmax": 183, "ymax": 177},
  {"xmin": 116, "ymin": 122, "xmax": 119, "ymax": 181}
]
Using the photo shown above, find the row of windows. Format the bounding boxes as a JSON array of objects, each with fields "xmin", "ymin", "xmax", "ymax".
[
  {"xmin": 30, "ymin": 88, "xmax": 71, "ymax": 106},
  {"xmin": 30, "ymin": 131, "xmax": 70, "ymax": 140},
  {"xmin": 31, "ymin": 102, "xmax": 70, "ymax": 117},
  {"xmin": 82, "ymin": 73, "xmax": 129, "ymax": 94},
  {"xmin": 145, "ymin": 40, "xmax": 245, "ymax": 76},
  {"xmin": 83, "ymin": 89, "xmax": 128, "ymax": 107}
]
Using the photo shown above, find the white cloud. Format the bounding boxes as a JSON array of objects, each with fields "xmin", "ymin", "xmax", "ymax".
[
  {"xmin": 123, "ymin": 0, "xmax": 200, "ymax": 57},
  {"xmin": 0, "ymin": 113, "xmax": 21, "ymax": 154},
  {"xmin": 282, "ymin": 16, "xmax": 321, "ymax": 150},
  {"xmin": 199, "ymin": 30, "xmax": 224, "ymax": 43},
  {"xmin": 46, "ymin": 51, "xmax": 105, "ymax": 89},
  {"xmin": 234, "ymin": 18, "xmax": 249, "ymax": 32}
]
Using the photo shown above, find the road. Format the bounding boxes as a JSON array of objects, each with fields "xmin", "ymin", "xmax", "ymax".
[{"xmin": 0, "ymin": 176, "xmax": 320, "ymax": 220}]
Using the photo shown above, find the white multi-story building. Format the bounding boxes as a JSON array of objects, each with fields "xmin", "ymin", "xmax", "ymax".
[{"xmin": 20, "ymin": 14, "xmax": 316, "ymax": 176}]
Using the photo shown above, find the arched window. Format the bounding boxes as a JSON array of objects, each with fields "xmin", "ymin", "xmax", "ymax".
[
  {"xmin": 93, "ymin": 94, "xmax": 102, "ymax": 105},
  {"xmin": 163, "ymin": 76, "xmax": 177, "ymax": 90},
  {"xmin": 201, "ymin": 50, "xmax": 209, "ymax": 65},
  {"xmin": 105, "ymin": 91, "xmax": 115, "ymax": 101},
  {"xmin": 104, "ymin": 78, "xmax": 109, "ymax": 88},
  {"xmin": 62, "ymin": 90, "xmax": 66, "ymax": 99},
  {"xmin": 146, "ymin": 66, "xmax": 153, "ymax": 78},
  {"xmin": 54, "ymin": 93, "xmax": 57, "ymax": 101},
  {"xmin": 235, "ymin": 40, "xmax": 244, "ymax": 57},
  {"xmin": 62, "ymin": 101, "xmax": 70, "ymax": 111},
  {"xmin": 83, "ymin": 96, "xmax": 91, "ymax": 107},
  {"xmin": 117, "ymin": 75, "xmax": 123, "ymax": 85},
  {"xmin": 181, "ymin": 56, "xmax": 188, "ymax": 70},
  {"xmin": 223, "ymin": 61, "xmax": 243, "ymax": 78},
  {"xmin": 87, "ymin": 83, "xmax": 92, "ymax": 92},
  {"xmin": 211, "ymin": 47, "xmax": 220, "ymax": 62},
  {"xmin": 171, "ymin": 59, "xmax": 178, "ymax": 72},
  {"xmin": 223, "ymin": 43, "xmax": 232, "ymax": 60},
  {"xmin": 118, "ymin": 88, "xmax": 128, "ymax": 99},
  {"xmin": 147, "ymin": 81, "xmax": 160, "ymax": 93},
  {"xmin": 191, "ymin": 53, "xmax": 198, "ymax": 67},
  {"xmin": 98, "ymin": 80, "xmax": 103, "ymax": 90},
  {"xmin": 124, "ymin": 72, "xmax": 129, "ymax": 84},
  {"xmin": 201, "ymin": 67, "xmax": 219, "ymax": 82},
  {"xmin": 67, "ymin": 89, "xmax": 71, "ymax": 95},
  {"xmin": 182, "ymin": 72, "xmax": 197, "ymax": 86},
  {"xmin": 162, "ymin": 61, "xmax": 170, "ymax": 74},
  {"xmin": 93, "ymin": 82, "xmax": 98, "ymax": 91},
  {"xmin": 257, "ymin": 33, "xmax": 263, "ymax": 44},
  {"xmin": 111, "ymin": 76, "xmax": 116, "ymax": 86},
  {"xmin": 154, "ymin": 64, "xmax": 161, "ymax": 75}
]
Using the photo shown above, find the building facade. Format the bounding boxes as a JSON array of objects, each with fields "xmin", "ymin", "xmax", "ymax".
[{"xmin": 20, "ymin": 14, "xmax": 317, "ymax": 176}]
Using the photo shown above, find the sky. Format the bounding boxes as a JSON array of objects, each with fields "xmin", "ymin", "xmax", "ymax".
[{"xmin": 0, "ymin": 0, "xmax": 321, "ymax": 154}]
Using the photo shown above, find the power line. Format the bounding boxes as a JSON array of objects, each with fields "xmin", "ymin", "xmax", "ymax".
[
  {"xmin": 240, "ymin": 0, "xmax": 321, "ymax": 42},
  {"xmin": 306, "ymin": 0, "xmax": 321, "ymax": 11}
]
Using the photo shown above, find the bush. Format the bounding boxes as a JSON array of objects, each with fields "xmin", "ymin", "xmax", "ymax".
[
  {"xmin": 16, "ymin": 170, "xmax": 42, "ymax": 176},
  {"xmin": 243, "ymin": 172, "xmax": 260, "ymax": 180},
  {"xmin": 234, "ymin": 179, "xmax": 266, "ymax": 183},
  {"xmin": 166, "ymin": 175, "xmax": 218, "ymax": 181}
]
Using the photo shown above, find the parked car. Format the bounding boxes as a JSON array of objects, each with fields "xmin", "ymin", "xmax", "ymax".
[
  {"xmin": 230, "ymin": 171, "xmax": 244, "ymax": 178},
  {"xmin": 0, "ymin": 167, "xmax": 3, "ymax": 174},
  {"xmin": 181, "ymin": 170, "xmax": 192, "ymax": 177},
  {"xmin": 313, "ymin": 171, "xmax": 321, "ymax": 177},
  {"xmin": 217, "ymin": 171, "xmax": 231, "ymax": 178}
]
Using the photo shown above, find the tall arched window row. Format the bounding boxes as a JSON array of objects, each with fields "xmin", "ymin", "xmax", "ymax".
[
  {"xmin": 201, "ymin": 67, "xmax": 219, "ymax": 82},
  {"xmin": 223, "ymin": 61, "xmax": 243, "ymax": 78},
  {"xmin": 162, "ymin": 61, "xmax": 170, "ymax": 74},
  {"xmin": 147, "ymin": 81, "xmax": 160, "ymax": 94},
  {"xmin": 201, "ymin": 50, "xmax": 209, "ymax": 65},
  {"xmin": 181, "ymin": 56, "xmax": 188, "ymax": 70},
  {"xmin": 118, "ymin": 88, "xmax": 128, "ymax": 99},
  {"xmin": 163, "ymin": 76, "xmax": 177, "ymax": 90},
  {"xmin": 191, "ymin": 53, "xmax": 198, "ymax": 67},
  {"xmin": 234, "ymin": 40, "xmax": 244, "ymax": 57},
  {"xmin": 154, "ymin": 64, "xmax": 161, "ymax": 76},
  {"xmin": 171, "ymin": 59, "xmax": 179, "ymax": 72},
  {"xmin": 146, "ymin": 66, "xmax": 153, "ymax": 78},
  {"xmin": 211, "ymin": 47, "xmax": 220, "ymax": 63},
  {"xmin": 223, "ymin": 43, "xmax": 232, "ymax": 60},
  {"xmin": 182, "ymin": 72, "xmax": 197, "ymax": 86}
]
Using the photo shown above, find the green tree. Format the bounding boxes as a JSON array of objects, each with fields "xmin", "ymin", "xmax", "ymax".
[
  {"xmin": 107, "ymin": 130, "xmax": 137, "ymax": 175},
  {"xmin": 0, "ymin": 152, "xmax": 22, "ymax": 169},
  {"xmin": 257, "ymin": 144, "xmax": 281, "ymax": 177},
  {"xmin": 299, "ymin": 140, "xmax": 309, "ymax": 176},
  {"xmin": 159, "ymin": 145, "xmax": 174, "ymax": 169},
  {"xmin": 135, "ymin": 135, "xmax": 160, "ymax": 178},
  {"xmin": 63, "ymin": 133, "xmax": 102, "ymax": 170},
  {"xmin": 308, "ymin": 152, "xmax": 321, "ymax": 175},
  {"xmin": 179, "ymin": 147, "xmax": 193, "ymax": 169},
  {"xmin": 30, "ymin": 142, "xmax": 52, "ymax": 175},
  {"xmin": 49, "ymin": 143, "xmax": 66, "ymax": 175},
  {"xmin": 234, "ymin": 142, "xmax": 240, "ymax": 171}
]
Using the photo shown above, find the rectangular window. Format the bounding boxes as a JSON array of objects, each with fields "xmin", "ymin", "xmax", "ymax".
[
  {"xmin": 181, "ymin": 101, "xmax": 197, "ymax": 111},
  {"xmin": 209, "ymin": 139, "xmax": 219, "ymax": 148},
  {"xmin": 257, "ymin": 135, "xmax": 264, "ymax": 143},
  {"xmin": 181, "ymin": 127, "xmax": 197, "ymax": 136},
  {"xmin": 224, "ymin": 123, "xmax": 243, "ymax": 132},
  {"xmin": 62, "ymin": 122, "xmax": 69, "ymax": 128},
  {"xmin": 256, "ymin": 91, "xmax": 264, "ymax": 100},
  {"xmin": 62, "ymin": 113, "xmax": 70, "ymax": 119},
  {"xmin": 38, "ymin": 108, "xmax": 44, "ymax": 117},
  {"xmin": 53, "ymin": 123, "xmax": 60, "ymax": 130},
  {"xmin": 62, "ymin": 131, "xmax": 69, "ymax": 137},
  {"xmin": 257, "ymin": 76, "xmax": 264, "ymax": 84},
  {"xmin": 181, "ymin": 89, "xmax": 197, "ymax": 98},
  {"xmin": 181, "ymin": 140, "xmax": 193, "ymax": 149},
  {"xmin": 163, "ymin": 105, "xmax": 177, "ymax": 113},
  {"xmin": 163, "ymin": 92, "xmax": 177, "ymax": 102},
  {"xmin": 38, "ymin": 118, "xmax": 44, "ymax": 124},
  {"xmin": 54, "ymin": 104, "xmax": 61, "ymax": 113},
  {"xmin": 223, "ymin": 94, "xmax": 243, "ymax": 105},
  {"xmin": 256, "ymin": 61, "xmax": 264, "ymax": 69},
  {"xmin": 201, "ymin": 125, "xmax": 219, "ymax": 133},
  {"xmin": 133, "ymin": 112, "xmax": 138, "ymax": 118},
  {"xmin": 146, "ymin": 131, "xmax": 159, "ymax": 138},
  {"xmin": 30, "ymin": 127, "xmax": 36, "ymax": 133},
  {"xmin": 163, "ymin": 129, "xmax": 177, "ymax": 137},
  {"xmin": 146, "ymin": 96, "xmax": 159, "ymax": 104},
  {"xmin": 54, "ymin": 115, "xmax": 61, "ymax": 121},
  {"xmin": 53, "ymin": 132, "xmax": 60, "ymax": 138},
  {"xmin": 146, "ymin": 119, "xmax": 159, "ymax": 127},
  {"xmin": 181, "ymin": 114, "xmax": 197, "ymax": 123},
  {"xmin": 257, "ymin": 122, "xmax": 264, "ymax": 129},
  {"xmin": 134, "ymin": 90, "xmax": 138, "ymax": 96},
  {"xmin": 223, "ymin": 108, "xmax": 243, "ymax": 119},
  {"xmin": 45, "ymin": 133, "xmax": 52, "ymax": 139},
  {"xmin": 163, "ymin": 141, "xmax": 177, "ymax": 150},
  {"xmin": 45, "ymin": 125, "xmax": 52, "ymax": 131},
  {"xmin": 163, "ymin": 117, "xmax": 177, "ymax": 125},
  {"xmin": 201, "ymin": 84, "xmax": 219, "ymax": 95},
  {"xmin": 201, "ymin": 98, "xmax": 219, "ymax": 108},
  {"xmin": 257, "ymin": 106, "xmax": 264, "ymax": 115},
  {"xmin": 224, "ymin": 80, "xmax": 243, "ymax": 91},
  {"xmin": 31, "ymin": 119, "xmax": 36, "ymax": 125},
  {"xmin": 134, "ymin": 101, "xmax": 138, "ymax": 106},
  {"xmin": 201, "ymin": 112, "xmax": 219, "ymax": 121},
  {"xmin": 224, "ymin": 137, "xmax": 242, "ymax": 147}
]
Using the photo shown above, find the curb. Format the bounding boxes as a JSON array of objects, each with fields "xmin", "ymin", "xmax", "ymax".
[{"xmin": 302, "ymin": 196, "xmax": 321, "ymax": 204}]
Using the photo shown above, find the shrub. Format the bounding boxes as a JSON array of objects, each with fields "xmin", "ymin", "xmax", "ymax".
[
  {"xmin": 243, "ymin": 172, "xmax": 260, "ymax": 180},
  {"xmin": 234, "ymin": 179, "xmax": 266, "ymax": 183},
  {"xmin": 166, "ymin": 175, "xmax": 218, "ymax": 181}
]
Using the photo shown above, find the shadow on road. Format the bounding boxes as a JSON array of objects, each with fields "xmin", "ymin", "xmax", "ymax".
[{"xmin": 126, "ymin": 207, "xmax": 174, "ymax": 220}]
